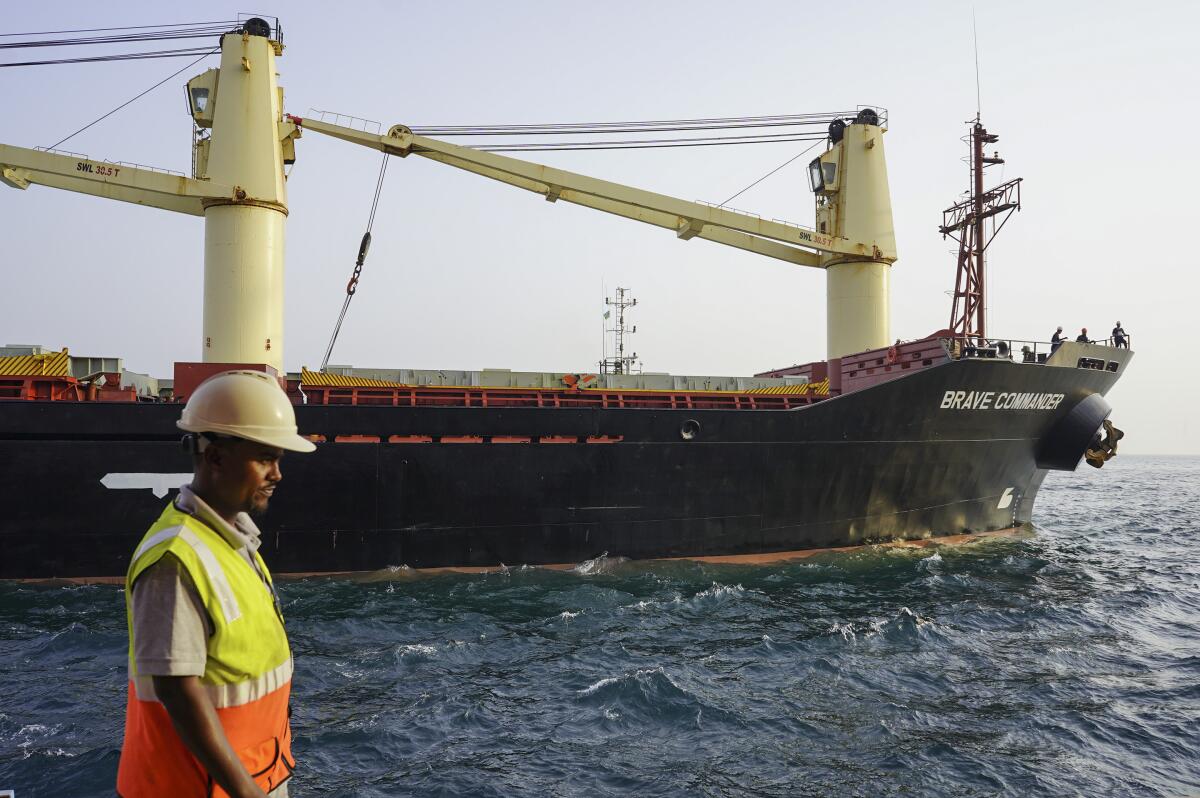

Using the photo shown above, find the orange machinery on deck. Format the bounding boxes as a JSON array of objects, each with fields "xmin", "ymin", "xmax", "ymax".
[{"xmin": 0, "ymin": 349, "xmax": 138, "ymax": 402}]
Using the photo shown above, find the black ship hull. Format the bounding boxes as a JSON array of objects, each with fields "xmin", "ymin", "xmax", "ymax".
[{"xmin": 0, "ymin": 357, "xmax": 1123, "ymax": 579}]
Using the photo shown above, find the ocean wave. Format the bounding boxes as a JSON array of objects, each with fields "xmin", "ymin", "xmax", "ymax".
[
  {"xmin": 572, "ymin": 552, "xmax": 628, "ymax": 575},
  {"xmin": 393, "ymin": 642, "xmax": 438, "ymax": 662},
  {"xmin": 683, "ymin": 582, "xmax": 763, "ymax": 612},
  {"xmin": 4, "ymin": 456, "xmax": 1199, "ymax": 797},
  {"xmin": 577, "ymin": 666, "xmax": 674, "ymax": 697},
  {"xmin": 826, "ymin": 607, "xmax": 940, "ymax": 645}
]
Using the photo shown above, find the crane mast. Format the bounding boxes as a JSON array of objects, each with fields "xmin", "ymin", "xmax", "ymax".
[
  {"xmin": 0, "ymin": 18, "xmax": 899, "ymax": 374},
  {"xmin": 1, "ymin": 19, "xmax": 298, "ymax": 372}
]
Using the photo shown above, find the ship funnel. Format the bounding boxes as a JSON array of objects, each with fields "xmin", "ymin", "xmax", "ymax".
[{"xmin": 811, "ymin": 113, "xmax": 897, "ymax": 360}]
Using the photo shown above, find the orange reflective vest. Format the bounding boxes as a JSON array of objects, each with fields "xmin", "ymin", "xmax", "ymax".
[{"xmin": 117, "ymin": 502, "xmax": 294, "ymax": 797}]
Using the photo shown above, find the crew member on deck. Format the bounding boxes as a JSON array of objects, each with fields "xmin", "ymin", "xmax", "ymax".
[
  {"xmin": 117, "ymin": 370, "xmax": 316, "ymax": 798},
  {"xmin": 1051, "ymin": 326, "xmax": 1065, "ymax": 354},
  {"xmin": 1112, "ymin": 321, "xmax": 1129, "ymax": 349},
  {"xmin": 1076, "ymin": 328, "xmax": 1093, "ymax": 344}
]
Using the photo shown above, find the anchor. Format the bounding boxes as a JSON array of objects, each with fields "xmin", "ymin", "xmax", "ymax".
[{"xmin": 1084, "ymin": 419, "xmax": 1124, "ymax": 468}]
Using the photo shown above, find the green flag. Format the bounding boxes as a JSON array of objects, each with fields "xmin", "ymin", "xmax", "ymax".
[{"xmin": 603, "ymin": 309, "xmax": 610, "ymax": 320}]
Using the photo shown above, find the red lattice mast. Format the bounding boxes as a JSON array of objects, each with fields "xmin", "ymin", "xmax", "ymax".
[{"xmin": 940, "ymin": 120, "xmax": 1022, "ymax": 341}]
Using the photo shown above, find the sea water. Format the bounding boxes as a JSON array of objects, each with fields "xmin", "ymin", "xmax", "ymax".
[{"xmin": 1, "ymin": 455, "xmax": 1197, "ymax": 796}]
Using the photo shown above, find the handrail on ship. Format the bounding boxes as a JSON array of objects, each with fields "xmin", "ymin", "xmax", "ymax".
[{"xmin": 939, "ymin": 334, "xmax": 1132, "ymax": 364}]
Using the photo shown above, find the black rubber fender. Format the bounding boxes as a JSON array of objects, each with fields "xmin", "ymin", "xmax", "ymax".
[{"xmin": 1036, "ymin": 393, "xmax": 1112, "ymax": 471}]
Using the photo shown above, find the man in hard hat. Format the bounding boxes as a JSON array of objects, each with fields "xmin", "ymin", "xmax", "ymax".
[
  {"xmin": 117, "ymin": 370, "xmax": 315, "ymax": 798},
  {"xmin": 1076, "ymin": 327, "xmax": 1093, "ymax": 344}
]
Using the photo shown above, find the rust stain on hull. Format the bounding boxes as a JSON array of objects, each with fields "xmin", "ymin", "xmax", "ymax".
[{"xmin": 34, "ymin": 527, "xmax": 1028, "ymax": 585}]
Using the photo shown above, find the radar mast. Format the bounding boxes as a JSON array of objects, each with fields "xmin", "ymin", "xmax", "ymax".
[
  {"xmin": 940, "ymin": 118, "xmax": 1022, "ymax": 342},
  {"xmin": 600, "ymin": 287, "xmax": 639, "ymax": 375}
]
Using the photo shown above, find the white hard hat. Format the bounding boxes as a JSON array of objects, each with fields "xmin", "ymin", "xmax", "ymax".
[{"xmin": 178, "ymin": 370, "xmax": 316, "ymax": 453}]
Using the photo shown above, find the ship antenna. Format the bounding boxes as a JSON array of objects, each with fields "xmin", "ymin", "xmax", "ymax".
[
  {"xmin": 972, "ymin": 8, "xmax": 982, "ymax": 123},
  {"xmin": 939, "ymin": 119, "xmax": 1022, "ymax": 345},
  {"xmin": 600, "ymin": 287, "xmax": 639, "ymax": 375},
  {"xmin": 937, "ymin": 7, "xmax": 1024, "ymax": 346}
]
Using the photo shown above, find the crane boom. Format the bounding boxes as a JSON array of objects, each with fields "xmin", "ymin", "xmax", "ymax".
[
  {"xmin": 0, "ymin": 18, "xmax": 898, "ymax": 367},
  {"xmin": 288, "ymin": 116, "xmax": 888, "ymax": 269},
  {"xmin": 0, "ymin": 144, "xmax": 234, "ymax": 215}
]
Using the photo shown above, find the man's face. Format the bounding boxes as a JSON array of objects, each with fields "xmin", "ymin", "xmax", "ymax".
[{"xmin": 204, "ymin": 439, "xmax": 285, "ymax": 516}]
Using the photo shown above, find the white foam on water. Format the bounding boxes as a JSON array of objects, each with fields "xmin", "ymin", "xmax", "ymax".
[
  {"xmin": 829, "ymin": 621, "xmax": 857, "ymax": 641},
  {"xmin": 14, "ymin": 723, "xmax": 66, "ymax": 760},
  {"xmin": 572, "ymin": 552, "xmax": 628, "ymax": 575},
  {"xmin": 693, "ymin": 582, "xmax": 745, "ymax": 600},
  {"xmin": 395, "ymin": 643, "xmax": 438, "ymax": 659},
  {"xmin": 578, "ymin": 665, "xmax": 670, "ymax": 696},
  {"xmin": 918, "ymin": 551, "xmax": 944, "ymax": 574},
  {"xmin": 688, "ymin": 582, "xmax": 759, "ymax": 608}
]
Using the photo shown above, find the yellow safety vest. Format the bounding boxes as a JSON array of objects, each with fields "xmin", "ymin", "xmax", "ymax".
[{"xmin": 117, "ymin": 501, "xmax": 294, "ymax": 797}]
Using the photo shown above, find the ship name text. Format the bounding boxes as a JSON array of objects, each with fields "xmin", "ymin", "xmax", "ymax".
[{"xmin": 939, "ymin": 390, "xmax": 1065, "ymax": 411}]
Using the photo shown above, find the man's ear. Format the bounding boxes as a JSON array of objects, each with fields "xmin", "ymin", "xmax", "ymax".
[{"xmin": 202, "ymin": 440, "xmax": 225, "ymax": 470}]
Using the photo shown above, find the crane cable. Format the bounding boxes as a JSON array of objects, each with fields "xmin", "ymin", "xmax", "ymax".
[
  {"xmin": 718, "ymin": 139, "xmax": 825, "ymax": 207},
  {"xmin": 320, "ymin": 153, "xmax": 390, "ymax": 372},
  {"xmin": 0, "ymin": 19, "xmax": 240, "ymax": 68},
  {"xmin": 47, "ymin": 47, "xmax": 218, "ymax": 150}
]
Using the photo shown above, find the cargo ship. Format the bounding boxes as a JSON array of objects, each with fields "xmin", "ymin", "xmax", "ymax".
[{"xmin": 0, "ymin": 19, "xmax": 1130, "ymax": 579}]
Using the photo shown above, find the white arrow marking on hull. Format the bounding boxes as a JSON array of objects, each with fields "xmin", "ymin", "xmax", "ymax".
[
  {"xmin": 101, "ymin": 473, "xmax": 192, "ymax": 499},
  {"xmin": 997, "ymin": 487, "xmax": 1015, "ymax": 510}
]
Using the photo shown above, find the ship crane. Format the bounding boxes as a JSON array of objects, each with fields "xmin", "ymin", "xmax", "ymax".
[{"xmin": 0, "ymin": 18, "xmax": 897, "ymax": 378}]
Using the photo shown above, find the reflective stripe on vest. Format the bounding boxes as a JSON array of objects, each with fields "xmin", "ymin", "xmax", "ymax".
[
  {"xmin": 133, "ymin": 656, "xmax": 294, "ymax": 709},
  {"xmin": 118, "ymin": 501, "xmax": 294, "ymax": 797},
  {"xmin": 131, "ymin": 524, "xmax": 242, "ymax": 624}
]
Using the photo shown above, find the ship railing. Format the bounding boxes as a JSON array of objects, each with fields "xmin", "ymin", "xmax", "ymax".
[
  {"xmin": 857, "ymin": 105, "xmax": 889, "ymax": 128},
  {"xmin": 695, "ymin": 199, "xmax": 762, "ymax": 219},
  {"xmin": 308, "ymin": 109, "xmax": 382, "ymax": 134},
  {"xmin": 115, "ymin": 161, "xmax": 186, "ymax": 177},
  {"xmin": 31, "ymin": 146, "xmax": 184, "ymax": 176},
  {"xmin": 940, "ymin": 334, "xmax": 1130, "ymax": 363},
  {"xmin": 33, "ymin": 146, "xmax": 88, "ymax": 158},
  {"xmin": 694, "ymin": 200, "xmax": 825, "ymax": 237},
  {"xmin": 941, "ymin": 336, "xmax": 1048, "ymax": 364},
  {"xmin": 236, "ymin": 13, "xmax": 283, "ymax": 44}
]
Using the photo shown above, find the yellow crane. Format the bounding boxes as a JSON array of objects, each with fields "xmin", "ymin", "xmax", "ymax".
[{"xmin": 0, "ymin": 19, "xmax": 897, "ymax": 371}]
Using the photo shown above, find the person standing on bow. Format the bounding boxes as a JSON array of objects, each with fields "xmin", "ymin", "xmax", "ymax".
[
  {"xmin": 117, "ymin": 370, "xmax": 316, "ymax": 798},
  {"xmin": 1112, "ymin": 321, "xmax": 1129, "ymax": 349},
  {"xmin": 1051, "ymin": 326, "xmax": 1065, "ymax": 354}
]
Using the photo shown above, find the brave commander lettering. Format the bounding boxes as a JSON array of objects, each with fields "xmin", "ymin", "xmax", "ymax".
[{"xmin": 940, "ymin": 390, "xmax": 1065, "ymax": 411}]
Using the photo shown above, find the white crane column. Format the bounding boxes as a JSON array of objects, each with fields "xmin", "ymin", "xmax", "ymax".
[
  {"xmin": 816, "ymin": 120, "xmax": 897, "ymax": 360},
  {"xmin": 195, "ymin": 29, "xmax": 289, "ymax": 372}
]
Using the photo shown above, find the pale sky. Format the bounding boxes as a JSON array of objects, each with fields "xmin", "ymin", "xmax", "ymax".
[{"xmin": 2, "ymin": 0, "xmax": 1196, "ymax": 453}]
